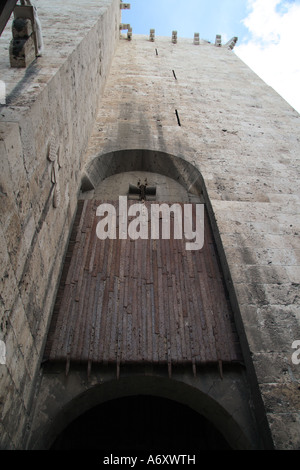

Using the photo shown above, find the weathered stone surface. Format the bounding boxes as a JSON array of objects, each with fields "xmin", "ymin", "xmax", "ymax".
[
  {"xmin": 12, "ymin": 18, "xmax": 33, "ymax": 39},
  {"xmin": 0, "ymin": 0, "xmax": 299, "ymax": 451},
  {"xmin": 0, "ymin": 0, "xmax": 120, "ymax": 449}
]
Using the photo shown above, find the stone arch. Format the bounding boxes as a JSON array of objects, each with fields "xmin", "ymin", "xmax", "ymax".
[
  {"xmin": 39, "ymin": 371, "xmax": 257, "ymax": 450},
  {"xmin": 81, "ymin": 149, "xmax": 205, "ymax": 198},
  {"xmin": 80, "ymin": 149, "xmax": 227, "ymax": 291},
  {"xmin": 80, "ymin": 148, "xmax": 226, "ymax": 284}
]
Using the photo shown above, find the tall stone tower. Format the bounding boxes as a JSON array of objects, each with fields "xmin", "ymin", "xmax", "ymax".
[{"xmin": 0, "ymin": 0, "xmax": 299, "ymax": 451}]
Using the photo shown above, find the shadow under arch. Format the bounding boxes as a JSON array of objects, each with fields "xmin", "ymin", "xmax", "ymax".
[
  {"xmin": 81, "ymin": 149, "xmax": 205, "ymax": 197},
  {"xmin": 47, "ymin": 372, "xmax": 253, "ymax": 450}
]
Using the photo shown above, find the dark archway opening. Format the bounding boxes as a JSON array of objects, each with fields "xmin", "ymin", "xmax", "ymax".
[{"xmin": 51, "ymin": 395, "xmax": 232, "ymax": 451}]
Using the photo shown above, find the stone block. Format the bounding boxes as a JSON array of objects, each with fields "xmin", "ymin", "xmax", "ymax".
[
  {"xmin": 215, "ymin": 34, "xmax": 222, "ymax": 46},
  {"xmin": 149, "ymin": 29, "xmax": 155, "ymax": 42},
  {"xmin": 9, "ymin": 35, "xmax": 35, "ymax": 68},
  {"xmin": 3, "ymin": 210, "xmax": 29, "ymax": 282},
  {"xmin": 268, "ymin": 412, "xmax": 300, "ymax": 450},
  {"xmin": 12, "ymin": 18, "xmax": 33, "ymax": 39}
]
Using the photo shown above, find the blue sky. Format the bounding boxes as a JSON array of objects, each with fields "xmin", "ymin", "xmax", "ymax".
[
  {"xmin": 122, "ymin": 0, "xmax": 300, "ymax": 113},
  {"xmin": 122, "ymin": 0, "xmax": 249, "ymax": 44}
]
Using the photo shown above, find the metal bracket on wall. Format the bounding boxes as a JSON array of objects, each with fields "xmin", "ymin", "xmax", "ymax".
[
  {"xmin": 47, "ymin": 134, "xmax": 62, "ymax": 208},
  {"xmin": 128, "ymin": 179, "xmax": 156, "ymax": 201}
]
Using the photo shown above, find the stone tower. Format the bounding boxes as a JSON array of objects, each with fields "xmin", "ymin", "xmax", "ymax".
[{"xmin": 0, "ymin": 0, "xmax": 299, "ymax": 451}]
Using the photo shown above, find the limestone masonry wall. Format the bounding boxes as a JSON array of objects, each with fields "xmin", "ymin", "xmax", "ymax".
[
  {"xmin": 0, "ymin": 1, "xmax": 299, "ymax": 450},
  {"xmin": 82, "ymin": 36, "xmax": 300, "ymax": 449},
  {"xmin": 0, "ymin": 0, "xmax": 120, "ymax": 449}
]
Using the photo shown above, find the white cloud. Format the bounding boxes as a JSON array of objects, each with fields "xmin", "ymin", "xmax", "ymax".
[{"xmin": 235, "ymin": 0, "xmax": 300, "ymax": 113}]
